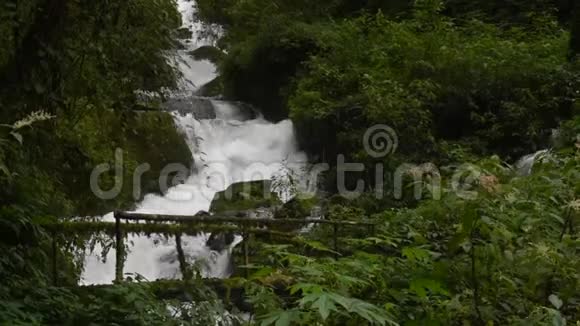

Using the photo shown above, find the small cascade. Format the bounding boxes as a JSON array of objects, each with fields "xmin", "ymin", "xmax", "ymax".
[
  {"xmin": 165, "ymin": 96, "xmax": 217, "ymax": 119},
  {"xmin": 173, "ymin": 0, "xmax": 218, "ymax": 90},
  {"xmin": 82, "ymin": 101, "xmax": 307, "ymax": 284},
  {"xmin": 515, "ymin": 149, "xmax": 550, "ymax": 176}
]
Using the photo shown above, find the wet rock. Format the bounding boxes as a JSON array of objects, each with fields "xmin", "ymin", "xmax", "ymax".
[
  {"xmin": 194, "ymin": 210, "xmax": 211, "ymax": 217},
  {"xmin": 209, "ymin": 180, "xmax": 280, "ymax": 213},
  {"xmin": 175, "ymin": 27, "xmax": 193, "ymax": 39},
  {"xmin": 164, "ymin": 96, "xmax": 217, "ymax": 119},
  {"xmin": 248, "ymin": 207, "xmax": 275, "ymax": 219},
  {"xmin": 188, "ymin": 45, "xmax": 224, "ymax": 64},
  {"xmin": 196, "ymin": 76, "xmax": 223, "ymax": 97},
  {"xmin": 206, "ymin": 232, "xmax": 236, "ymax": 252},
  {"xmin": 274, "ymin": 197, "xmax": 320, "ymax": 220}
]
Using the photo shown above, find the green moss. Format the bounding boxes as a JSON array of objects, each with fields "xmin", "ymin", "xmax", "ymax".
[
  {"xmin": 128, "ymin": 111, "xmax": 193, "ymax": 198},
  {"xmin": 40, "ymin": 220, "xmax": 298, "ymax": 240},
  {"xmin": 274, "ymin": 197, "xmax": 320, "ymax": 220},
  {"xmin": 209, "ymin": 180, "xmax": 281, "ymax": 213}
]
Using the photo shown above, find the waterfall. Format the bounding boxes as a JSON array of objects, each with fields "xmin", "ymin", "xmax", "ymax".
[
  {"xmin": 515, "ymin": 149, "xmax": 550, "ymax": 176},
  {"xmin": 81, "ymin": 1, "xmax": 307, "ymax": 285},
  {"xmin": 173, "ymin": 0, "xmax": 218, "ymax": 90}
]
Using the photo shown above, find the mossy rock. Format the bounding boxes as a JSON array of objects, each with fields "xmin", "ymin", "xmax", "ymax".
[
  {"xmin": 197, "ymin": 76, "xmax": 223, "ymax": 97},
  {"xmin": 188, "ymin": 45, "xmax": 224, "ymax": 64},
  {"xmin": 274, "ymin": 197, "xmax": 320, "ymax": 220},
  {"xmin": 209, "ymin": 180, "xmax": 280, "ymax": 213},
  {"xmin": 57, "ymin": 110, "xmax": 193, "ymax": 216},
  {"xmin": 266, "ymin": 196, "xmax": 322, "ymax": 233},
  {"xmin": 130, "ymin": 111, "xmax": 194, "ymax": 197},
  {"xmin": 175, "ymin": 27, "xmax": 193, "ymax": 40}
]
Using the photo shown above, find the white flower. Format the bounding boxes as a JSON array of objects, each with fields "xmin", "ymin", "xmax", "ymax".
[
  {"xmin": 570, "ymin": 199, "xmax": 580, "ymax": 212},
  {"xmin": 12, "ymin": 111, "xmax": 55, "ymax": 130}
]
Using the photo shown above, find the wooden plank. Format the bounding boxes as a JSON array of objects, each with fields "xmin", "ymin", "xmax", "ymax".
[
  {"xmin": 40, "ymin": 221, "xmax": 300, "ymax": 240},
  {"xmin": 114, "ymin": 211, "xmax": 375, "ymax": 227}
]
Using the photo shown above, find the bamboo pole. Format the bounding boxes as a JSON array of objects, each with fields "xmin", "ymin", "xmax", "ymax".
[
  {"xmin": 115, "ymin": 215, "xmax": 124, "ymax": 283},
  {"xmin": 175, "ymin": 233, "xmax": 191, "ymax": 280},
  {"xmin": 114, "ymin": 211, "xmax": 375, "ymax": 227},
  {"xmin": 39, "ymin": 221, "xmax": 307, "ymax": 243}
]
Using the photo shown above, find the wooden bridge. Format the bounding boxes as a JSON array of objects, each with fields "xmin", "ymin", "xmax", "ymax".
[{"xmin": 43, "ymin": 211, "xmax": 376, "ymax": 300}]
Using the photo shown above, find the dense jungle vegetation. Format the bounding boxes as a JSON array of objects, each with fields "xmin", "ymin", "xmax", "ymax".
[
  {"xmin": 1, "ymin": 0, "xmax": 579, "ymax": 325},
  {"xmin": 0, "ymin": 0, "xmax": 194, "ymax": 324}
]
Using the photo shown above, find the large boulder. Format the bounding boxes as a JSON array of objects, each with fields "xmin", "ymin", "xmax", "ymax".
[
  {"xmin": 188, "ymin": 45, "xmax": 224, "ymax": 65},
  {"xmin": 209, "ymin": 180, "xmax": 280, "ymax": 214},
  {"xmin": 197, "ymin": 76, "xmax": 223, "ymax": 97},
  {"xmin": 164, "ymin": 96, "xmax": 217, "ymax": 119},
  {"xmin": 273, "ymin": 197, "xmax": 319, "ymax": 220}
]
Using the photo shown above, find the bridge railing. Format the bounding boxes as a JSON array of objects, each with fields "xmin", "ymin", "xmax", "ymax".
[{"xmin": 45, "ymin": 211, "xmax": 376, "ymax": 284}]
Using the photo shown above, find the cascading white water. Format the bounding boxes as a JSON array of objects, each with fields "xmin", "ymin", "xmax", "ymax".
[
  {"xmin": 515, "ymin": 149, "xmax": 550, "ymax": 176},
  {"xmin": 173, "ymin": 0, "xmax": 218, "ymax": 90},
  {"xmin": 81, "ymin": 1, "xmax": 307, "ymax": 285}
]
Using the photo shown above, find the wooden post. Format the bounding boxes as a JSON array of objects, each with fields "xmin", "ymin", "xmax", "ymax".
[
  {"xmin": 115, "ymin": 214, "xmax": 124, "ymax": 283},
  {"xmin": 52, "ymin": 232, "xmax": 58, "ymax": 286},
  {"xmin": 175, "ymin": 233, "xmax": 191, "ymax": 280}
]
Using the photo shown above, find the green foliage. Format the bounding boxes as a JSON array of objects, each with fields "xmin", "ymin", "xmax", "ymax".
[
  {"xmin": 197, "ymin": 0, "xmax": 578, "ymax": 161},
  {"xmin": 196, "ymin": 0, "xmax": 364, "ymax": 120},
  {"xmin": 6, "ymin": 109, "xmax": 192, "ymax": 217},
  {"xmin": 0, "ymin": 1, "xmax": 200, "ymax": 324},
  {"xmin": 238, "ymin": 146, "xmax": 579, "ymax": 325},
  {"xmin": 290, "ymin": 10, "xmax": 576, "ymax": 161},
  {"xmin": 244, "ymin": 247, "xmax": 398, "ymax": 325},
  {"xmin": 0, "ymin": 0, "xmax": 180, "ymax": 100},
  {"xmin": 0, "ymin": 281, "xmax": 238, "ymax": 325},
  {"xmin": 0, "ymin": 0, "xmax": 190, "ymax": 216}
]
